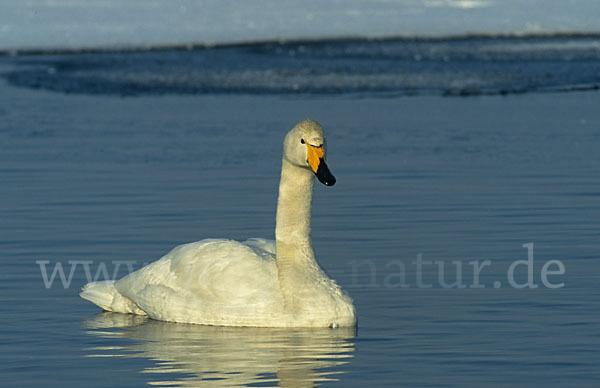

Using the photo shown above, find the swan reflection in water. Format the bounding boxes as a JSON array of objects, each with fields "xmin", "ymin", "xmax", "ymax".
[{"xmin": 83, "ymin": 312, "xmax": 356, "ymax": 387}]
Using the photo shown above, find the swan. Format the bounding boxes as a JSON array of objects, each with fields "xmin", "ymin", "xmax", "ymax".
[{"xmin": 81, "ymin": 120, "xmax": 356, "ymax": 328}]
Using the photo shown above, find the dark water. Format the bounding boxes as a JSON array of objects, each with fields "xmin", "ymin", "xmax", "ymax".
[
  {"xmin": 1, "ymin": 39, "xmax": 600, "ymax": 387},
  {"xmin": 3, "ymin": 35, "xmax": 600, "ymax": 97}
]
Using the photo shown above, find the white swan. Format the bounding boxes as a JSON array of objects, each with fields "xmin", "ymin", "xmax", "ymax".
[{"xmin": 81, "ymin": 120, "xmax": 356, "ymax": 328}]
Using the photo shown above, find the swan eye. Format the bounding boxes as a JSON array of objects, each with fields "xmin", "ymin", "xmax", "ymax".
[{"xmin": 300, "ymin": 139, "xmax": 305, "ymax": 144}]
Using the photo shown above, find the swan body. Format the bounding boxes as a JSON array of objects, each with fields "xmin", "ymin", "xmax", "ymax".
[{"xmin": 81, "ymin": 120, "xmax": 356, "ymax": 328}]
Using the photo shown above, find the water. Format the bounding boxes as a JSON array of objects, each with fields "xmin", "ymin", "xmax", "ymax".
[
  {"xmin": 4, "ymin": 36, "xmax": 600, "ymax": 96},
  {"xmin": 1, "ymin": 39, "xmax": 600, "ymax": 387}
]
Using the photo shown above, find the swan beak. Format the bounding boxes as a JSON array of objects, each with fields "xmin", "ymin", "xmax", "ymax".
[{"xmin": 307, "ymin": 144, "xmax": 336, "ymax": 186}]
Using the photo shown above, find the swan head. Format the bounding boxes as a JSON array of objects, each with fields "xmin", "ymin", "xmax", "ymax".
[{"xmin": 283, "ymin": 120, "xmax": 336, "ymax": 186}]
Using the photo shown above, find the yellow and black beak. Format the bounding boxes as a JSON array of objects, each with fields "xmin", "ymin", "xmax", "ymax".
[{"xmin": 306, "ymin": 144, "xmax": 336, "ymax": 186}]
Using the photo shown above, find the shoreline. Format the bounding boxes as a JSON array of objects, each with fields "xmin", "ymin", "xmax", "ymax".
[{"xmin": 2, "ymin": 31, "xmax": 600, "ymax": 57}]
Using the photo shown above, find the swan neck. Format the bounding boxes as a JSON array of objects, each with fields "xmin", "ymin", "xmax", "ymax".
[
  {"xmin": 275, "ymin": 158, "xmax": 319, "ymax": 310},
  {"xmin": 275, "ymin": 158, "xmax": 315, "ymax": 245}
]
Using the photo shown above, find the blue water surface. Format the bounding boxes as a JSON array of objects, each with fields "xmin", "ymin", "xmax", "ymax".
[
  {"xmin": 1, "ymin": 40, "xmax": 599, "ymax": 387},
  {"xmin": 3, "ymin": 36, "xmax": 600, "ymax": 96}
]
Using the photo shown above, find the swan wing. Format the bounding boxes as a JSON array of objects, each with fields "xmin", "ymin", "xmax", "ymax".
[{"xmin": 114, "ymin": 239, "xmax": 284, "ymax": 326}]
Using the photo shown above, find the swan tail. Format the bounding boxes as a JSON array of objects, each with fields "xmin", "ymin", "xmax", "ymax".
[{"xmin": 80, "ymin": 281, "xmax": 147, "ymax": 316}]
